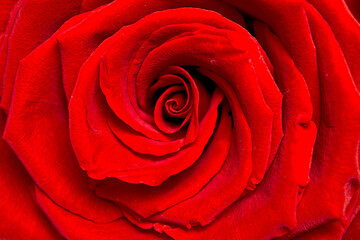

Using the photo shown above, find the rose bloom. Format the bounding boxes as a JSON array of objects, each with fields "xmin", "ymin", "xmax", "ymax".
[{"xmin": 0, "ymin": 0, "xmax": 360, "ymax": 239}]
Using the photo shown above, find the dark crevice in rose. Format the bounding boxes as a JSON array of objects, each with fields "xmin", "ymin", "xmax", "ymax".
[
  {"xmin": 242, "ymin": 13, "xmax": 256, "ymax": 37},
  {"xmin": 149, "ymin": 76, "xmax": 189, "ymax": 109},
  {"xmin": 184, "ymin": 66, "xmax": 217, "ymax": 95},
  {"xmin": 228, "ymin": 110, "xmax": 234, "ymax": 128}
]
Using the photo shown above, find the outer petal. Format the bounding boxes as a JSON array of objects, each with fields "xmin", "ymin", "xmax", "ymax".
[
  {"xmin": 0, "ymin": 109, "xmax": 61, "ymax": 240},
  {"xmin": 278, "ymin": 3, "xmax": 360, "ymax": 239},
  {"xmin": 0, "ymin": 0, "xmax": 83, "ymax": 112},
  {"xmin": 306, "ymin": 0, "xmax": 360, "ymax": 90},
  {"xmin": 3, "ymin": 26, "xmax": 123, "ymax": 223},
  {"xmin": 35, "ymin": 187, "xmax": 168, "ymax": 240},
  {"xmin": 0, "ymin": 0, "xmax": 17, "ymax": 33}
]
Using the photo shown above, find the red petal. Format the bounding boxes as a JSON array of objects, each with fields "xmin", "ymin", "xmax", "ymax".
[
  {"xmin": 162, "ymin": 16, "xmax": 317, "ymax": 239},
  {"xmin": 0, "ymin": 110, "xmax": 61, "ymax": 239},
  {"xmin": 4, "ymin": 36, "xmax": 123, "ymax": 223},
  {"xmin": 94, "ymin": 89, "xmax": 230, "ymax": 218},
  {"xmin": 307, "ymin": 0, "xmax": 360, "ymax": 90},
  {"xmin": 345, "ymin": 0, "xmax": 360, "ymax": 22},
  {"xmin": 224, "ymin": 0, "xmax": 321, "ymax": 125},
  {"xmin": 0, "ymin": 0, "xmax": 17, "ymax": 33},
  {"xmin": 0, "ymin": 0, "xmax": 82, "ymax": 112},
  {"xmin": 343, "ymin": 212, "xmax": 360, "ymax": 240},
  {"xmin": 281, "ymin": 4, "xmax": 360, "ymax": 236},
  {"xmin": 35, "ymin": 187, "xmax": 166, "ymax": 240}
]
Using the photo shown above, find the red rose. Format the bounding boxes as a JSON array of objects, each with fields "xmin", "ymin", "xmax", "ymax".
[{"xmin": 1, "ymin": 0, "xmax": 360, "ymax": 239}]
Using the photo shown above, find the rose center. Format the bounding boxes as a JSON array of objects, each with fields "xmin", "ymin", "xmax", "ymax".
[
  {"xmin": 164, "ymin": 91, "xmax": 188, "ymax": 117},
  {"xmin": 151, "ymin": 73, "xmax": 193, "ymax": 134}
]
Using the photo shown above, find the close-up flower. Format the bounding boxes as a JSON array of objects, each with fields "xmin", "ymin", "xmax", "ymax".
[{"xmin": 0, "ymin": 0, "xmax": 360, "ymax": 239}]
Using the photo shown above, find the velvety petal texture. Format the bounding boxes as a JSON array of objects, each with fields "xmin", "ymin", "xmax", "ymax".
[
  {"xmin": 0, "ymin": 109, "xmax": 62, "ymax": 240},
  {"xmin": 1, "ymin": 0, "xmax": 360, "ymax": 239}
]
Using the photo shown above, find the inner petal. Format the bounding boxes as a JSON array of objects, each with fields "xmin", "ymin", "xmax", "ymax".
[
  {"xmin": 165, "ymin": 91, "xmax": 189, "ymax": 117},
  {"xmin": 154, "ymin": 85, "xmax": 191, "ymax": 134},
  {"xmin": 147, "ymin": 73, "xmax": 191, "ymax": 115}
]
